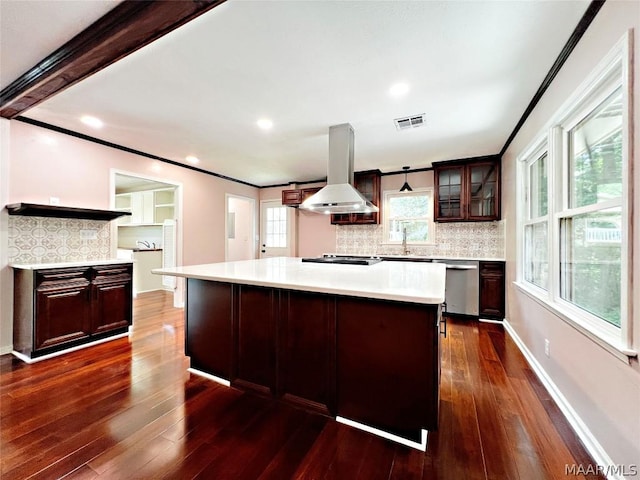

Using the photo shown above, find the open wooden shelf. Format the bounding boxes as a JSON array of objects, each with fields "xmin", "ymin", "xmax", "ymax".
[{"xmin": 6, "ymin": 203, "xmax": 132, "ymax": 221}]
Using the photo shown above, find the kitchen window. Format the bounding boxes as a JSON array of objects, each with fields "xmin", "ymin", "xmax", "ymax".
[
  {"xmin": 516, "ymin": 33, "xmax": 633, "ymax": 359},
  {"xmin": 383, "ymin": 188, "xmax": 434, "ymax": 244}
]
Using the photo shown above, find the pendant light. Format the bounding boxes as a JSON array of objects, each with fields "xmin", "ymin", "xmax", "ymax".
[{"xmin": 400, "ymin": 166, "xmax": 413, "ymax": 192}]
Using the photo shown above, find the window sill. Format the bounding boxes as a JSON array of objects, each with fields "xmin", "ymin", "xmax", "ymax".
[{"xmin": 513, "ymin": 281, "xmax": 637, "ymax": 364}]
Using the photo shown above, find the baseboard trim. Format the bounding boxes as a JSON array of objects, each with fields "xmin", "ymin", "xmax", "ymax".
[
  {"xmin": 11, "ymin": 331, "xmax": 130, "ymax": 364},
  {"xmin": 478, "ymin": 318, "xmax": 504, "ymax": 324},
  {"xmin": 336, "ymin": 416, "xmax": 428, "ymax": 452},
  {"xmin": 187, "ymin": 367, "xmax": 231, "ymax": 387},
  {"xmin": 503, "ymin": 320, "xmax": 622, "ymax": 480}
]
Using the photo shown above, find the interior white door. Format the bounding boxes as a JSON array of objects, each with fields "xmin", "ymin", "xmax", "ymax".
[{"xmin": 260, "ymin": 200, "xmax": 293, "ymax": 258}]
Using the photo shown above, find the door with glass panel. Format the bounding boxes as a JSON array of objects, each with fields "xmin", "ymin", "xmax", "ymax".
[
  {"xmin": 467, "ymin": 162, "xmax": 499, "ymax": 220},
  {"xmin": 260, "ymin": 200, "xmax": 293, "ymax": 258}
]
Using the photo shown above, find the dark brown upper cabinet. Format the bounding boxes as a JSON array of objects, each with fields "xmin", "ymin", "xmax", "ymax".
[
  {"xmin": 282, "ymin": 187, "xmax": 321, "ymax": 207},
  {"xmin": 331, "ymin": 170, "xmax": 381, "ymax": 225},
  {"xmin": 433, "ymin": 156, "xmax": 500, "ymax": 222}
]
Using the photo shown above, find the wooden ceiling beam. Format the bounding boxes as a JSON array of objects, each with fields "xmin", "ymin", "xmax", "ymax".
[{"xmin": 0, "ymin": 0, "xmax": 226, "ymax": 119}]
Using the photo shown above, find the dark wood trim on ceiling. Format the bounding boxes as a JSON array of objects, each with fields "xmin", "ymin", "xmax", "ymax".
[
  {"xmin": 431, "ymin": 154, "xmax": 501, "ymax": 168},
  {"xmin": 381, "ymin": 166, "xmax": 433, "ymax": 176},
  {"xmin": 15, "ymin": 117, "xmax": 259, "ymax": 189},
  {"xmin": 264, "ymin": 167, "xmax": 438, "ymax": 189},
  {"xmin": 499, "ymin": 0, "xmax": 606, "ymax": 156},
  {"xmin": 0, "ymin": 0, "xmax": 226, "ymax": 119}
]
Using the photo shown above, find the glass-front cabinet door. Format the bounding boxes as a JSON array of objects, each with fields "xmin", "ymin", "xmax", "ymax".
[
  {"xmin": 435, "ymin": 166, "xmax": 465, "ymax": 221},
  {"xmin": 433, "ymin": 157, "xmax": 501, "ymax": 222},
  {"xmin": 468, "ymin": 162, "xmax": 499, "ymax": 220}
]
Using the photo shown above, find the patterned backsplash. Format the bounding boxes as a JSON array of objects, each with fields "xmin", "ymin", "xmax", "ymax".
[
  {"xmin": 8, "ymin": 216, "xmax": 112, "ymax": 265},
  {"xmin": 336, "ymin": 221, "xmax": 505, "ymax": 258}
]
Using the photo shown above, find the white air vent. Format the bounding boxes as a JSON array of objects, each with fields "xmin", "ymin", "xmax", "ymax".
[{"xmin": 394, "ymin": 114, "xmax": 426, "ymax": 131}]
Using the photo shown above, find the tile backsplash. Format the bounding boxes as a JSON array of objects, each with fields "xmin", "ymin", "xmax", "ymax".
[
  {"xmin": 8, "ymin": 216, "xmax": 112, "ymax": 265},
  {"xmin": 336, "ymin": 221, "xmax": 505, "ymax": 259}
]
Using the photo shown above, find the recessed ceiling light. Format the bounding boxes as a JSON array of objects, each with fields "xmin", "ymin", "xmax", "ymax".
[
  {"xmin": 389, "ymin": 82, "xmax": 410, "ymax": 97},
  {"xmin": 80, "ymin": 115, "xmax": 103, "ymax": 129},
  {"xmin": 257, "ymin": 118, "xmax": 273, "ymax": 130},
  {"xmin": 186, "ymin": 155, "xmax": 200, "ymax": 164}
]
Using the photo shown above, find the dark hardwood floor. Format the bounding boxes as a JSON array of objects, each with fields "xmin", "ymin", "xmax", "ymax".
[{"xmin": 1, "ymin": 291, "xmax": 603, "ymax": 479}]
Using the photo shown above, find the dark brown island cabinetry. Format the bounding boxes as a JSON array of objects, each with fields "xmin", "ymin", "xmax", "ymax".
[
  {"xmin": 185, "ymin": 278, "xmax": 440, "ymax": 440},
  {"xmin": 331, "ymin": 169, "xmax": 381, "ymax": 225},
  {"xmin": 433, "ymin": 156, "xmax": 501, "ymax": 222},
  {"xmin": 479, "ymin": 261, "xmax": 506, "ymax": 319},
  {"xmin": 234, "ymin": 285, "xmax": 278, "ymax": 395},
  {"xmin": 13, "ymin": 263, "xmax": 133, "ymax": 359},
  {"xmin": 337, "ymin": 296, "xmax": 440, "ymax": 435},
  {"xmin": 279, "ymin": 290, "xmax": 336, "ymax": 415}
]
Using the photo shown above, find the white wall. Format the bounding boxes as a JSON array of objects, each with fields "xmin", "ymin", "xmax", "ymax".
[{"xmin": 502, "ymin": 0, "xmax": 640, "ymax": 468}]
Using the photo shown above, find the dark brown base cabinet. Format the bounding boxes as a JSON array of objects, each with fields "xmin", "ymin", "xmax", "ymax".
[
  {"xmin": 479, "ymin": 261, "xmax": 506, "ymax": 319},
  {"xmin": 185, "ymin": 278, "xmax": 441, "ymax": 441},
  {"xmin": 13, "ymin": 263, "xmax": 133, "ymax": 359}
]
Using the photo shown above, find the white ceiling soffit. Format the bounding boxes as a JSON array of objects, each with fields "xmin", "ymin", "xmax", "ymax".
[
  {"xmin": 21, "ymin": 0, "xmax": 590, "ymax": 187},
  {"xmin": 0, "ymin": 0, "xmax": 121, "ymax": 90}
]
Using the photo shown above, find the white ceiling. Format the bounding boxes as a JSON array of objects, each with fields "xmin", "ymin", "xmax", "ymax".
[
  {"xmin": 2, "ymin": 0, "xmax": 590, "ymax": 187},
  {"xmin": 0, "ymin": 0, "xmax": 121, "ymax": 90}
]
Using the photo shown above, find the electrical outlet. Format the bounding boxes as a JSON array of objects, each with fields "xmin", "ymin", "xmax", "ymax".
[
  {"xmin": 544, "ymin": 339, "xmax": 550, "ymax": 357},
  {"xmin": 49, "ymin": 196, "xmax": 60, "ymax": 206}
]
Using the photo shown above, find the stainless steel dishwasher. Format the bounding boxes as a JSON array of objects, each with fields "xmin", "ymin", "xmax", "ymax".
[{"xmin": 432, "ymin": 259, "xmax": 479, "ymax": 316}]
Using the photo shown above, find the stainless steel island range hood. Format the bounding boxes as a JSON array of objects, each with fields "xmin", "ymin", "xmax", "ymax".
[{"xmin": 300, "ymin": 123, "xmax": 379, "ymax": 214}]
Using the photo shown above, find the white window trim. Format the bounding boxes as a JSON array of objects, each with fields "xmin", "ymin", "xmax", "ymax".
[
  {"xmin": 515, "ymin": 31, "xmax": 636, "ymax": 361},
  {"xmin": 517, "ymin": 134, "xmax": 549, "ymax": 291},
  {"xmin": 382, "ymin": 187, "xmax": 436, "ymax": 246}
]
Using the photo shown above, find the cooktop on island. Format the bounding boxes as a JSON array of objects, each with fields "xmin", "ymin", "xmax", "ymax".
[{"xmin": 301, "ymin": 256, "xmax": 382, "ymax": 265}]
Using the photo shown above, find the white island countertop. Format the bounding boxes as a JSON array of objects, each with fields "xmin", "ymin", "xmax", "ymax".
[{"xmin": 154, "ymin": 257, "xmax": 446, "ymax": 305}]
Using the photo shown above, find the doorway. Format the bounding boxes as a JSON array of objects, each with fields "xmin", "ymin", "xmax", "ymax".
[
  {"xmin": 111, "ymin": 170, "xmax": 183, "ymax": 305},
  {"xmin": 225, "ymin": 194, "xmax": 256, "ymax": 261},
  {"xmin": 260, "ymin": 199, "xmax": 294, "ymax": 258}
]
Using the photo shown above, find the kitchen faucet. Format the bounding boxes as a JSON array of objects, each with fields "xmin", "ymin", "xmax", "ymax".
[
  {"xmin": 136, "ymin": 240, "xmax": 151, "ymax": 249},
  {"xmin": 402, "ymin": 228, "xmax": 410, "ymax": 255}
]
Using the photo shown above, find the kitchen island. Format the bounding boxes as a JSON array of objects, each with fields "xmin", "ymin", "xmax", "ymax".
[{"xmin": 155, "ymin": 257, "xmax": 446, "ymax": 449}]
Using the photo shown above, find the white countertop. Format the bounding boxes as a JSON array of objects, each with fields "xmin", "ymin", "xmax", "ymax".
[
  {"xmin": 325, "ymin": 253, "xmax": 505, "ymax": 262},
  {"xmin": 11, "ymin": 259, "xmax": 133, "ymax": 270},
  {"xmin": 154, "ymin": 257, "xmax": 446, "ymax": 305}
]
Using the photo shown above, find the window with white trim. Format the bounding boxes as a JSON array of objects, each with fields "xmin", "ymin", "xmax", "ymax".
[
  {"xmin": 383, "ymin": 188, "xmax": 434, "ymax": 244},
  {"xmin": 517, "ymin": 33, "xmax": 632, "ymax": 355},
  {"xmin": 523, "ymin": 146, "xmax": 549, "ymax": 290},
  {"xmin": 560, "ymin": 89, "xmax": 623, "ymax": 327}
]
